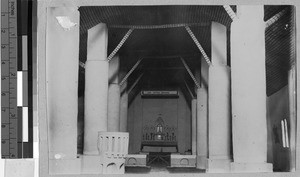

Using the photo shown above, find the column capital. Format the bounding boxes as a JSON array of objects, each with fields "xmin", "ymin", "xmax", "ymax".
[
  {"xmin": 109, "ymin": 55, "xmax": 120, "ymax": 84},
  {"xmin": 211, "ymin": 22, "xmax": 227, "ymax": 66},
  {"xmin": 87, "ymin": 23, "xmax": 108, "ymax": 61},
  {"xmin": 236, "ymin": 5, "xmax": 264, "ymax": 20}
]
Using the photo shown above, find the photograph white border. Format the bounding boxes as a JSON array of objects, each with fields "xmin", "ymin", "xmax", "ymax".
[{"xmin": 18, "ymin": 0, "xmax": 300, "ymax": 176}]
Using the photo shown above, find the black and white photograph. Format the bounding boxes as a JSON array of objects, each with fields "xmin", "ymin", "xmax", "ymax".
[{"xmin": 1, "ymin": 0, "xmax": 300, "ymax": 176}]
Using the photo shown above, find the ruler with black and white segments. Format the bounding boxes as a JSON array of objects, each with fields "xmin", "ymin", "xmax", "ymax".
[{"xmin": 1, "ymin": 0, "xmax": 32, "ymax": 159}]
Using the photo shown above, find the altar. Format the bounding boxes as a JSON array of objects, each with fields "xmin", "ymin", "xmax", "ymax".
[
  {"xmin": 141, "ymin": 114, "xmax": 178, "ymax": 152},
  {"xmin": 141, "ymin": 141, "xmax": 178, "ymax": 152}
]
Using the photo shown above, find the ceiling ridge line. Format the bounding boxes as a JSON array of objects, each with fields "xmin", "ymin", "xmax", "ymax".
[{"xmin": 108, "ymin": 22, "xmax": 210, "ymax": 29}]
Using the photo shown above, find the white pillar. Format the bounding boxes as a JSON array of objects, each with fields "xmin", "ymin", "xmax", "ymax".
[
  {"xmin": 119, "ymin": 81, "xmax": 129, "ymax": 132},
  {"xmin": 288, "ymin": 66, "xmax": 296, "ymax": 171},
  {"xmin": 108, "ymin": 55, "xmax": 121, "ymax": 132},
  {"xmin": 191, "ymin": 99, "xmax": 197, "ymax": 155},
  {"xmin": 46, "ymin": 7, "xmax": 79, "ymax": 159},
  {"xmin": 84, "ymin": 23, "xmax": 109, "ymax": 155},
  {"xmin": 196, "ymin": 88, "xmax": 208, "ymax": 169},
  {"xmin": 207, "ymin": 22, "xmax": 232, "ymax": 172},
  {"xmin": 230, "ymin": 5, "xmax": 272, "ymax": 172}
]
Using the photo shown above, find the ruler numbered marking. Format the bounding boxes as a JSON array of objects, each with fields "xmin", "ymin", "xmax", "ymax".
[
  {"xmin": 2, "ymin": 0, "xmax": 32, "ymax": 159},
  {"xmin": 1, "ymin": 13, "xmax": 9, "ymax": 28},
  {"xmin": 1, "ymin": 0, "xmax": 18, "ymax": 158},
  {"xmin": 1, "ymin": 29, "xmax": 9, "ymax": 44},
  {"xmin": 2, "ymin": 61, "xmax": 10, "ymax": 75},
  {"xmin": 1, "ymin": 108, "xmax": 9, "ymax": 123}
]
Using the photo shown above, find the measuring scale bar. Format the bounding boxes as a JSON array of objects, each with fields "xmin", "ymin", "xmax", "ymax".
[{"xmin": 1, "ymin": 0, "xmax": 32, "ymax": 159}]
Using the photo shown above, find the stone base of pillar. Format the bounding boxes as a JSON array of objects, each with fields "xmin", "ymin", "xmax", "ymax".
[
  {"xmin": 207, "ymin": 158, "xmax": 232, "ymax": 173},
  {"xmin": 49, "ymin": 158, "xmax": 81, "ymax": 175},
  {"xmin": 196, "ymin": 156, "xmax": 207, "ymax": 169},
  {"xmin": 230, "ymin": 162, "xmax": 273, "ymax": 173}
]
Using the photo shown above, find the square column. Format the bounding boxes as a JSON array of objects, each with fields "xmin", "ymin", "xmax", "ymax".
[
  {"xmin": 196, "ymin": 57, "xmax": 208, "ymax": 170},
  {"xmin": 230, "ymin": 5, "xmax": 272, "ymax": 172},
  {"xmin": 196, "ymin": 88, "xmax": 208, "ymax": 169},
  {"xmin": 207, "ymin": 22, "xmax": 232, "ymax": 173},
  {"xmin": 46, "ymin": 7, "xmax": 79, "ymax": 160},
  {"xmin": 191, "ymin": 98, "xmax": 197, "ymax": 155},
  {"xmin": 119, "ymin": 81, "xmax": 129, "ymax": 132},
  {"xmin": 108, "ymin": 55, "xmax": 121, "ymax": 132},
  {"xmin": 84, "ymin": 23, "xmax": 109, "ymax": 155}
]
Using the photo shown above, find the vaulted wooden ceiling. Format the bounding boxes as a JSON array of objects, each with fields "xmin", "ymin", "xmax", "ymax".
[{"xmin": 78, "ymin": 5, "xmax": 295, "ymax": 98}]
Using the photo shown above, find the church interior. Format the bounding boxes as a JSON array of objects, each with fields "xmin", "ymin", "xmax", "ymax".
[{"xmin": 44, "ymin": 5, "xmax": 297, "ymax": 174}]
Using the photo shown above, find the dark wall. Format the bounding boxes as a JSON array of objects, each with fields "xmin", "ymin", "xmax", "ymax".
[
  {"xmin": 127, "ymin": 89, "xmax": 191, "ymax": 154},
  {"xmin": 267, "ymin": 85, "xmax": 293, "ymax": 171}
]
